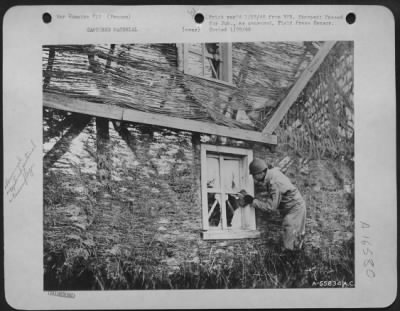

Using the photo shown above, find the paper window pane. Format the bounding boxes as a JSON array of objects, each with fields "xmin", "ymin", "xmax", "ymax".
[
  {"xmin": 222, "ymin": 158, "xmax": 241, "ymax": 193},
  {"xmin": 188, "ymin": 43, "xmax": 202, "ymax": 55},
  {"xmin": 226, "ymin": 194, "xmax": 241, "ymax": 228},
  {"xmin": 206, "ymin": 156, "xmax": 220, "ymax": 190}
]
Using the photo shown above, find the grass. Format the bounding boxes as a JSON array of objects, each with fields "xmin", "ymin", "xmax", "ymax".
[
  {"xmin": 43, "ymin": 161, "xmax": 354, "ymax": 290},
  {"xmin": 44, "ymin": 238, "xmax": 354, "ymax": 290}
]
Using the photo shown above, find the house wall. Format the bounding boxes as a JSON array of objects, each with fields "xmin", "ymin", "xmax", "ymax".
[
  {"xmin": 44, "ymin": 122, "xmax": 353, "ymax": 269},
  {"xmin": 43, "ymin": 125, "xmax": 270, "ymax": 275}
]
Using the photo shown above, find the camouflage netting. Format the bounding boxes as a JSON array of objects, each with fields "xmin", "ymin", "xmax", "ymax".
[
  {"xmin": 274, "ymin": 42, "xmax": 354, "ymax": 160},
  {"xmin": 42, "ymin": 42, "xmax": 323, "ymax": 130}
]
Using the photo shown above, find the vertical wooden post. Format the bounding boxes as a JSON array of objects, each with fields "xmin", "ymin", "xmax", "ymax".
[
  {"xmin": 191, "ymin": 133, "xmax": 203, "ymax": 222},
  {"xmin": 224, "ymin": 42, "xmax": 233, "ymax": 84},
  {"xmin": 201, "ymin": 44, "xmax": 205, "ymax": 76},
  {"xmin": 218, "ymin": 154, "xmax": 227, "ymax": 229}
]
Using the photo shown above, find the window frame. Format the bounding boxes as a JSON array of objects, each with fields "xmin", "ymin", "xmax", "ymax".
[
  {"xmin": 200, "ymin": 144, "xmax": 260, "ymax": 240},
  {"xmin": 182, "ymin": 43, "xmax": 235, "ymax": 87}
]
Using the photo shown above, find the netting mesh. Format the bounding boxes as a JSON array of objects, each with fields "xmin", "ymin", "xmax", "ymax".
[
  {"xmin": 275, "ymin": 42, "xmax": 354, "ymax": 160},
  {"xmin": 42, "ymin": 42, "xmax": 322, "ymax": 131},
  {"xmin": 42, "ymin": 41, "xmax": 353, "ymax": 159}
]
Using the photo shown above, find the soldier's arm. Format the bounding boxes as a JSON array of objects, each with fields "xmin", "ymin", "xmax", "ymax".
[{"xmin": 252, "ymin": 184, "xmax": 281, "ymax": 212}]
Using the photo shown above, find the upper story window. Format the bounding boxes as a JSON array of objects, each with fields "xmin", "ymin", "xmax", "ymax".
[
  {"xmin": 200, "ymin": 144, "xmax": 260, "ymax": 240},
  {"xmin": 183, "ymin": 43, "xmax": 233, "ymax": 84}
]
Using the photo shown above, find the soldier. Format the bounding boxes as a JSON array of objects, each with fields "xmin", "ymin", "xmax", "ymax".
[{"xmin": 239, "ymin": 158, "xmax": 306, "ymax": 251}]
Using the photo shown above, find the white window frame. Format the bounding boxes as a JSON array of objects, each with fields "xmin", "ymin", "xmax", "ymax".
[
  {"xmin": 200, "ymin": 144, "xmax": 260, "ymax": 240},
  {"xmin": 182, "ymin": 43, "xmax": 234, "ymax": 87}
]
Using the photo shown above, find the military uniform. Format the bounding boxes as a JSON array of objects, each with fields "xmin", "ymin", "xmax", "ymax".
[{"xmin": 252, "ymin": 167, "xmax": 306, "ymax": 250}]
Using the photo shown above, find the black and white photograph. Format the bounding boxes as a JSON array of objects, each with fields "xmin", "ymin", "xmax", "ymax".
[
  {"xmin": 42, "ymin": 41, "xmax": 355, "ymax": 290},
  {"xmin": 3, "ymin": 5, "xmax": 396, "ymax": 309}
]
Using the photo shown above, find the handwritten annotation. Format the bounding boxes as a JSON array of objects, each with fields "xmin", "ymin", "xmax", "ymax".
[{"xmin": 5, "ymin": 140, "xmax": 36, "ymax": 203}]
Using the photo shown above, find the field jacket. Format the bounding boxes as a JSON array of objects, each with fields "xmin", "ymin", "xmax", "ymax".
[{"xmin": 252, "ymin": 167, "xmax": 305, "ymax": 216}]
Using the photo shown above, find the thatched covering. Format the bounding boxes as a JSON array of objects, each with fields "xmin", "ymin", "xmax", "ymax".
[
  {"xmin": 42, "ymin": 42, "xmax": 325, "ymax": 131},
  {"xmin": 277, "ymin": 42, "xmax": 354, "ymax": 159},
  {"xmin": 43, "ymin": 41, "xmax": 354, "ymax": 159}
]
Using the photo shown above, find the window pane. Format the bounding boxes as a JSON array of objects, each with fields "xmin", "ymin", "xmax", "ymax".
[
  {"xmin": 204, "ymin": 57, "xmax": 214, "ymax": 79},
  {"xmin": 204, "ymin": 43, "xmax": 221, "ymax": 79},
  {"xmin": 187, "ymin": 53, "xmax": 203, "ymax": 77},
  {"xmin": 188, "ymin": 43, "xmax": 202, "ymax": 55},
  {"xmin": 206, "ymin": 156, "xmax": 220, "ymax": 190},
  {"xmin": 187, "ymin": 44, "xmax": 203, "ymax": 77},
  {"xmin": 222, "ymin": 159, "xmax": 241, "ymax": 193},
  {"xmin": 226, "ymin": 194, "xmax": 241, "ymax": 228},
  {"xmin": 185, "ymin": 43, "xmax": 228, "ymax": 81},
  {"xmin": 208, "ymin": 193, "xmax": 241, "ymax": 229},
  {"xmin": 208, "ymin": 193, "xmax": 222, "ymax": 229}
]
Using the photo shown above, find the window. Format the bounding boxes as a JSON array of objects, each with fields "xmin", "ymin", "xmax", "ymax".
[
  {"xmin": 200, "ymin": 144, "xmax": 260, "ymax": 240},
  {"xmin": 183, "ymin": 43, "xmax": 233, "ymax": 84}
]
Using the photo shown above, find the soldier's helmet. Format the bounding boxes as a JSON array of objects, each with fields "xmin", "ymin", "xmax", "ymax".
[{"xmin": 249, "ymin": 158, "xmax": 268, "ymax": 175}]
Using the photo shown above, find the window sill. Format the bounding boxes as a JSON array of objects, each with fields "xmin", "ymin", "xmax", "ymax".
[
  {"xmin": 201, "ymin": 229, "xmax": 260, "ymax": 240},
  {"xmin": 185, "ymin": 73, "xmax": 237, "ymax": 88}
]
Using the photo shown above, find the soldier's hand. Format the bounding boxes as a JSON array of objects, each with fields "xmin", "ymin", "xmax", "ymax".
[
  {"xmin": 237, "ymin": 194, "xmax": 246, "ymax": 207},
  {"xmin": 237, "ymin": 190, "xmax": 254, "ymax": 207},
  {"xmin": 243, "ymin": 194, "xmax": 254, "ymax": 205}
]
